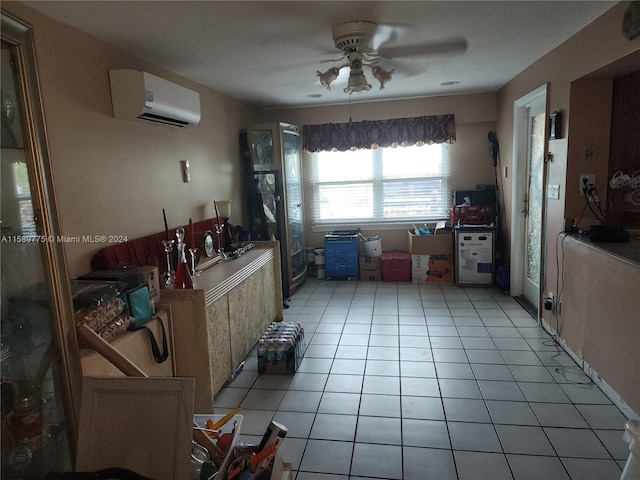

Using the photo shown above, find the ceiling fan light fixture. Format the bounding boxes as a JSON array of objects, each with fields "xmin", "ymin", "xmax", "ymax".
[
  {"xmin": 317, "ymin": 67, "xmax": 340, "ymax": 90},
  {"xmin": 344, "ymin": 70, "xmax": 372, "ymax": 94},
  {"xmin": 371, "ymin": 65, "xmax": 394, "ymax": 90}
]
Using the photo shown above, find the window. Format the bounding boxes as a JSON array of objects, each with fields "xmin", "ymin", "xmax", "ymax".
[
  {"xmin": 11, "ymin": 162, "xmax": 36, "ymax": 236},
  {"xmin": 310, "ymin": 144, "xmax": 449, "ymax": 226}
]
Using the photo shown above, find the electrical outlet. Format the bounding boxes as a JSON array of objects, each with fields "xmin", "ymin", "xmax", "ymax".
[
  {"xmin": 544, "ymin": 292, "xmax": 554, "ymax": 312},
  {"xmin": 579, "ymin": 173, "xmax": 595, "ymax": 195}
]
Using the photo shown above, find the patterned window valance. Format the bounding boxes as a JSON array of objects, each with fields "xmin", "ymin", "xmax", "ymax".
[{"xmin": 302, "ymin": 114, "xmax": 456, "ymax": 153}]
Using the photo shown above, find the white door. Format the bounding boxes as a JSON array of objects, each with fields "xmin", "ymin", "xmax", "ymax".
[{"xmin": 511, "ymin": 86, "xmax": 547, "ymax": 311}]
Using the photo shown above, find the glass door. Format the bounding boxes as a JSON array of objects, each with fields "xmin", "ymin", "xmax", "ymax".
[
  {"xmin": 282, "ymin": 128, "xmax": 305, "ymax": 285},
  {"xmin": 250, "ymin": 129, "xmax": 275, "ymax": 172},
  {"xmin": 253, "ymin": 171, "xmax": 280, "ymax": 241},
  {"xmin": 2, "ymin": 12, "xmax": 81, "ymax": 478},
  {"xmin": 522, "ymin": 100, "xmax": 546, "ymax": 308}
]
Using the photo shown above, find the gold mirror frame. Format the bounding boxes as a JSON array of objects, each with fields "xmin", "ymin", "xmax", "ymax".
[{"xmin": 1, "ymin": 10, "xmax": 83, "ymax": 455}]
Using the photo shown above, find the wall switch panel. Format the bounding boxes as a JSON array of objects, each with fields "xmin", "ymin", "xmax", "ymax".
[
  {"xmin": 547, "ymin": 184, "xmax": 560, "ymax": 199},
  {"xmin": 584, "ymin": 145, "xmax": 596, "ymax": 161}
]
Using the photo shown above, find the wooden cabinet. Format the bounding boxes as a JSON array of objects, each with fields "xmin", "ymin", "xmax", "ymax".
[
  {"xmin": 79, "ymin": 310, "xmax": 174, "ymax": 377},
  {"xmin": 160, "ymin": 242, "xmax": 283, "ymax": 412}
]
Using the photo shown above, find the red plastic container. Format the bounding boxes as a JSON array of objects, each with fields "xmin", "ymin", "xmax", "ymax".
[
  {"xmin": 451, "ymin": 204, "xmax": 495, "ymax": 225},
  {"xmin": 381, "ymin": 251, "xmax": 411, "ymax": 282}
]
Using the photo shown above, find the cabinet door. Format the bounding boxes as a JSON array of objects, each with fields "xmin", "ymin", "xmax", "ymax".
[
  {"xmin": 1, "ymin": 14, "xmax": 80, "ymax": 476},
  {"xmin": 253, "ymin": 171, "xmax": 281, "ymax": 242},
  {"xmin": 249, "ymin": 129, "xmax": 276, "ymax": 172},
  {"xmin": 282, "ymin": 128, "xmax": 306, "ymax": 284}
]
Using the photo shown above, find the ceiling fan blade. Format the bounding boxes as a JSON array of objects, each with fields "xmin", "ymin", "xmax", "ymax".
[
  {"xmin": 378, "ymin": 37, "xmax": 468, "ymax": 59},
  {"xmin": 370, "ymin": 22, "xmax": 414, "ymax": 50},
  {"xmin": 371, "ymin": 24, "xmax": 396, "ymax": 51}
]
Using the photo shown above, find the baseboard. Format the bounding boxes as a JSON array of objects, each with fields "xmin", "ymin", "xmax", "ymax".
[{"xmin": 540, "ymin": 319, "xmax": 639, "ymax": 421}]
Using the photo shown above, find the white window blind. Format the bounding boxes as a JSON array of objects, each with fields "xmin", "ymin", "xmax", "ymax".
[{"xmin": 310, "ymin": 144, "xmax": 449, "ymax": 226}]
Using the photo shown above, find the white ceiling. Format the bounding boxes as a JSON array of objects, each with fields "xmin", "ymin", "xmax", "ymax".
[{"xmin": 25, "ymin": 1, "xmax": 616, "ymax": 109}]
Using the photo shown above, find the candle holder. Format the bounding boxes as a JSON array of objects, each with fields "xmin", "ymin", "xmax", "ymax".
[
  {"xmin": 174, "ymin": 227, "xmax": 193, "ymax": 289},
  {"xmin": 161, "ymin": 239, "xmax": 176, "ymax": 287},
  {"xmin": 215, "ymin": 200, "xmax": 233, "ymax": 254},
  {"xmin": 189, "ymin": 248, "xmax": 200, "ymax": 278},
  {"xmin": 214, "ymin": 223, "xmax": 228, "ymax": 259},
  {"xmin": 222, "ymin": 217, "xmax": 233, "ymax": 253}
]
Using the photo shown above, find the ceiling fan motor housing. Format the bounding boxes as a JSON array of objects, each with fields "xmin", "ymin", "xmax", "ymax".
[
  {"xmin": 347, "ymin": 51, "xmax": 365, "ymax": 71},
  {"xmin": 332, "ymin": 20, "xmax": 377, "ymax": 52}
]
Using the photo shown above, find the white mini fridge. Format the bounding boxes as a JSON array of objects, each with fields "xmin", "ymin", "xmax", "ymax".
[{"xmin": 455, "ymin": 229, "xmax": 495, "ymax": 286}]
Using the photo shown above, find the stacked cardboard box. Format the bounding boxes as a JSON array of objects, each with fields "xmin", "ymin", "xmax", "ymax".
[
  {"xmin": 359, "ymin": 255, "xmax": 382, "ymax": 281},
  {"xmin": 408, "ymin": 221, "xmax": 453, "ymax": 283}
]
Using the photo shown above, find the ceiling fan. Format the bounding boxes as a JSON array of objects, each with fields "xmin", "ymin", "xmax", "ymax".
[{"xmin": 316, "ymin": 20, "xmax": 467, "ymax": 94}]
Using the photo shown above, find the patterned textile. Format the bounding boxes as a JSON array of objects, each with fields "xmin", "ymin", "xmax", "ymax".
[{"xmin": 302, "ymin": 114, "xmax": 455, "ymax": 152}]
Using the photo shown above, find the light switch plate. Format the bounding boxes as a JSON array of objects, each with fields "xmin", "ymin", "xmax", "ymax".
[
  {"xmin": 547, "ymin": 184, "xmax": 560, "ymax": 199},
  {"xmin": 584, "ymin": 145, "xmax": 596, "ymax": 161}
]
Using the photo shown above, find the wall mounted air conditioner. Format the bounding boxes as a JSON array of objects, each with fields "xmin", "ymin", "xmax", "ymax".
[{"xmin": 109, "ymin": 69, "xmax": 201, "ymax": 128}]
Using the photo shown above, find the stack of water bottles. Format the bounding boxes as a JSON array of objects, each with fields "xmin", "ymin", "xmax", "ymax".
[{"xmin": 257, "ymin": 321, "xmax": 305, "ymax": 374}]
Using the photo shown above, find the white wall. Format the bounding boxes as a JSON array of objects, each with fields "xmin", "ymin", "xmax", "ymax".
[{"xmin": 3, "ymin": 2, "xmax": 261, "ymax": 278}]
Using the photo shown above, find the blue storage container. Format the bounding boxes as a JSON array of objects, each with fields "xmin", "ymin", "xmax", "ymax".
[{"xmin": 324, "ymin": 231, "xmax": 359, "ymax": 280}]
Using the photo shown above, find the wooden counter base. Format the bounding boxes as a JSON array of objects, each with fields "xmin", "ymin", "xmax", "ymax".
[{"xmin": 161, "ymin": 242, "xmax": 283, "ymax": 413}]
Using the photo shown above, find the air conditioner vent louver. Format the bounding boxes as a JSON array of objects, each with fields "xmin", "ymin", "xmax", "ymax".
[{"xmin": 138, "ymin": 113, "xmax": 191, "ymax": 127}]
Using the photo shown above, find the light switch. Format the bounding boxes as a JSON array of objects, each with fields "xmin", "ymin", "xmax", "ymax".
[
  {"xmin": 584, "ymin": 145, "xmax": 596, "ymax": 161},
  {"xmin": 547, "ymin": 184, "xmax": 560, "ymax": 200}
]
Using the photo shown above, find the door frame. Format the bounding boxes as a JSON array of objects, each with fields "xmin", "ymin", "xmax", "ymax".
[
  {"xmin": 510, "ymin": 84, "xmax": 548, "ymax": 311},
  {"xmin": 2, "ymin": 10, "xmax": 83, "ymax": 450}
]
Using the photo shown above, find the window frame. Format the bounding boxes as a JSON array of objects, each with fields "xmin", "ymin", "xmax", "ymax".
[{"xmin": 309, "ymin": 144, "xmax": 450, "ymax": 230}]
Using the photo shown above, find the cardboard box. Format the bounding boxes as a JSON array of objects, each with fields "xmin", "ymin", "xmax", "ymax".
[
  {"xmin": 408, "ymin": 223, "xmax": 453, "ymax": 283},
  {"xmin": 138, "ymin": 266, "xmax": 161, "ymax": 303},
  {"xmin": 408, "ymin": 221, "xmax": 451, "ymax": 254},
  {"xmin": 360, "ymin": 269, "xmax": 382, "ymax": 281},
  {"xmin": 455, "ymin": 230, "xmax": 494, "ymax": 285},
  {"xmin": 411, "ymin": 254, "xmax": 453, "ymax": 283},
  {"xmin": 359, "ymin": 255, "xmax": 381, "ymax": 269},
  {"xmin": 359, "ymin": 255, "xmax": 382, "ymax": 281}
]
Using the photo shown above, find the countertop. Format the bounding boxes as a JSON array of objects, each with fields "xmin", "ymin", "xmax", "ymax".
[
  {"xmin": 563, "ymin": 230, "xmax": 640, "ymax": 267},
  {"xmin": 161, "ymin": 242, "xmax": 278, "ymax": 305}
]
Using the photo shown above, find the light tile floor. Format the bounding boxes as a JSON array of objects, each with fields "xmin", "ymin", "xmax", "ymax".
[{"xmin": 214, "ymin": 279, "xmax": 631, "ymax": 480}]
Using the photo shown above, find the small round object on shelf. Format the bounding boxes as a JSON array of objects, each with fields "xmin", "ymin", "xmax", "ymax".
[{"xmin": 203, "ymin": 230, "xmax": 215, "ymax": 257}]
